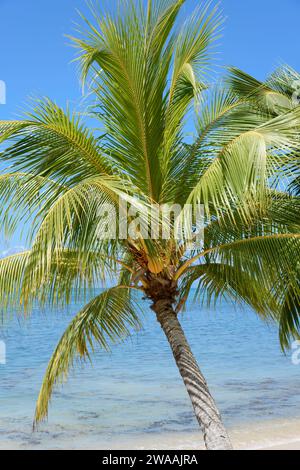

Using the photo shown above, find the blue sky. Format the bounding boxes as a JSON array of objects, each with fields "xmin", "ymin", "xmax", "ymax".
[{"xmin": 0, "ymin": 0, "xmax": 300, "ymax": 252}]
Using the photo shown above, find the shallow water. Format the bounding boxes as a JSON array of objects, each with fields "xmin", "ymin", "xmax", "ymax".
[{"xmin": 0, "ymin": 291, "xmax": 300, "ymax": 449}]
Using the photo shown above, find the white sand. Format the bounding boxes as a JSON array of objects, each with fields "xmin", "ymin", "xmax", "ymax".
[
  {"xmin": 1, "ymin": 417, "xmax": 300, "ymax": 450},
  {"xmin": 97, "ymin": 417, "xmax": 300, "ymax": 450},
  {"xmin": 231, "ymin": 418, "xmax": 300, "ymax": 450}
]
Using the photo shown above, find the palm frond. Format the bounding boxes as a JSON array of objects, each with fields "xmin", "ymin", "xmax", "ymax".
[
  {"xmin": 177, "ymin": 225, "xmax": 300, "ymax": 350},
  {"xmin": 168, "ymin": 1, "xmax": 222, "ymax": 106},
  {"xmin": 0, "ymin": 172, "xmax": 65, "ymax": 239},
  {"xmin": 161, "ymin": 2, "xmax": 223, "ymax": 193},
  {"xmin": 185, "ymin": 105, "xmax": 300, "ymax": 221},
  {"xmin": 0, "ymin": 121, "xmax": 31, "ymax": 143},
  {"xmin": 0, "ymin": 248, "xmax": 117, "ymax": 312},
  {"xmin": 34, "ymin": 286, "xmax": 142, "ymax": 425},
  {"xmin": 226, "ymin": 66, "xmax": 294, "ymax": 115},
  {"xmin": 178, "ymin": 262, "xmax": 278, "ymax": 317},
  {"xmin": 0, "ymin": 251, "xmax": 31, "ymax": 311},
  {"xmin": 71, "ymin": 1, "xmax": 172, "ymax": 199},
  {"xmin": 278, "ymin": 277, "xmax": 300, "ymax": 349},
  {"xmin": 0, "ymin": 99, "xmax": 111, "ymax": 184}
]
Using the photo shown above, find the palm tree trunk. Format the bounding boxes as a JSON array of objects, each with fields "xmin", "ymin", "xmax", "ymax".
[{"xmin": 152, "ymin": 298, "xmax": 233, "ymax": 450}]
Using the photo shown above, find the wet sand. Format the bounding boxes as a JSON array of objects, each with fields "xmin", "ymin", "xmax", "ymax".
[{"xmin": 2, "ymin": 417, "xmax": 300, "ymax": 450}]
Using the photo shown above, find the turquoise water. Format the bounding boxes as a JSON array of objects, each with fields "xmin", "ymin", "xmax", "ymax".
[{"xmin": 1, "ymin": 292, "xmax": 300, "ymax": 449}]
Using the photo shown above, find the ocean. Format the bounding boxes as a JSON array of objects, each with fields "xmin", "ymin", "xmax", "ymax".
[{"xmin": 1, "ymin": 291, "xmax": 300, "ymax": 449}]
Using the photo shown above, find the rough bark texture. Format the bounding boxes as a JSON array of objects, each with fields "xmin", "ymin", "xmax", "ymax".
[{"xmin": 152, "ymin": 297, "xmax": 233, "ymax": 450}]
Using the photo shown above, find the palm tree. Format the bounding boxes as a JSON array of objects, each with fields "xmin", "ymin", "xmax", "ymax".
[{"xmin": 0, "ymin": 0, "xmax": 300, "ymax": 450}]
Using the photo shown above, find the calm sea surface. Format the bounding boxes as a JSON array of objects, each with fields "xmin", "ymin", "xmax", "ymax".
[{"xmin": 1, "ymin": 291, "xmax": 300, "ymax": 448}]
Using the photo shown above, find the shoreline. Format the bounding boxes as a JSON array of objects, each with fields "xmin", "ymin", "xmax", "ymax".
[
  {"xmin": 1, "ymin": 417, "xmax": 300, "ymax": 450},
  {"xmin": 100, "ymin": 418, "xmax": 300, "ymax": 450},
  {"xmin": 106, "ymin": 418, "xmax": 300, "ymax": 450},
  {"xmin": 230, "ymin": 417, "xmax": 300, "ymax": 450}
]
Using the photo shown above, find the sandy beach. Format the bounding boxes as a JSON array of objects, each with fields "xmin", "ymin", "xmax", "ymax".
[
  {"xmin": 2, "ymin": 417, "xmax": 300, "ymax": 450},
  {"xmin": 101, "ymin": 418, "xmax": 300, "ymax": 450},
  {"xmin": 231, "ymin": 418, "xmax": 300, "ymax": 450}
]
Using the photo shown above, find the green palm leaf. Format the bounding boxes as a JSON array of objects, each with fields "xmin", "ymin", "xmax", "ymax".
[
  {"xmin": 0, "ymin": 99, "xmax": 112, "ymax": 183},
  {"xmin": 34, "ymin": 286, "xmax": 142, "ymax": 425}
]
